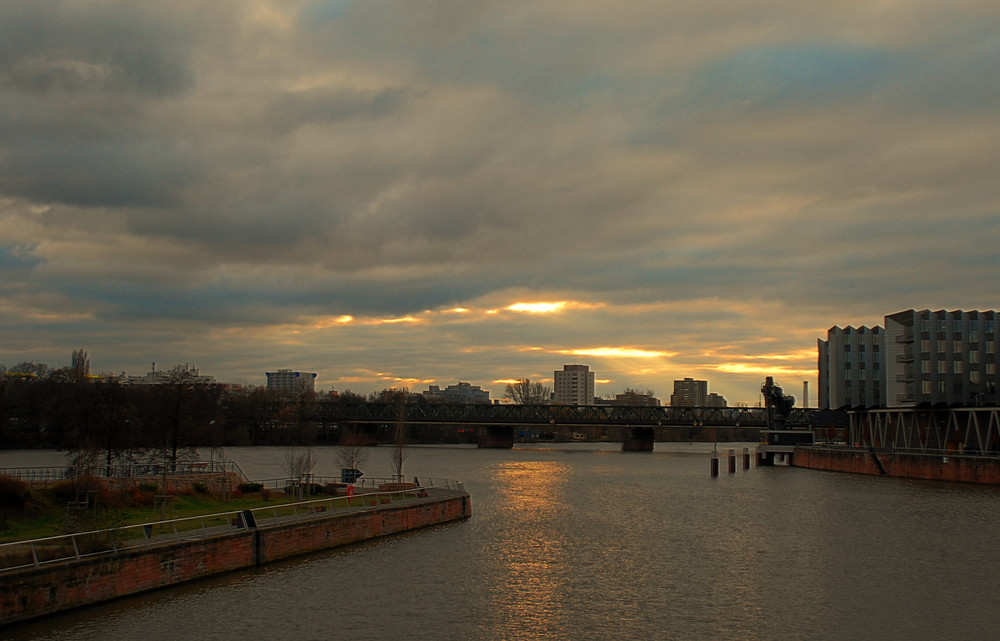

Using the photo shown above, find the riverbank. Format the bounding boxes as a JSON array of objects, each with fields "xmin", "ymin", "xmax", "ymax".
[
  {"xmin": 792, "ymin": 445, "xmax": 1000, "ymax": 484},
  {"xmin": 1, "ymin": 486, "xmax": 471, "ymax": 626}
]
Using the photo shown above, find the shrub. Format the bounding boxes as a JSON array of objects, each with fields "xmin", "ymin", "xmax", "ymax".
[
  {"xmin": 47, "ymin": 475, "xmax": 111, "ymax": 507},
  {"xmin": 137, "ymin": 482, "xmax": 159, "ymax": 493},
  {"xmin": 0, "ymin": 474, "xmax": 31, "ymax": 511},
  {"xmin": 238, "ymin": 482, "xmax": 263, "ymax": 494},
  {"xmin": 191, "ymin": 481, "xmax": 208, "ymax": 494}
]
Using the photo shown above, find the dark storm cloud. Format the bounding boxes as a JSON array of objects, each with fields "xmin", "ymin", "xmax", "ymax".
[
  {"xmin": 0, "ymin": 3, "xmax": 194, "ymax": 97},
  {"xmin": 0, "ymin": 2, "xmax": 200, "ymax": 208}
]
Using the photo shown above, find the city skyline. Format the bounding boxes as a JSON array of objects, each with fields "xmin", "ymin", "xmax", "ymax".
[{"xmin": 2, "ymin": 3, "xmax": 998, "ymax": 406}]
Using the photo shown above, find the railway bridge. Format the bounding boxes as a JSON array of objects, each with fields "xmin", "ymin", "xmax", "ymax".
[{"xmin": 319, "ymin": 402, "xmax": 823, "ymax": 450}]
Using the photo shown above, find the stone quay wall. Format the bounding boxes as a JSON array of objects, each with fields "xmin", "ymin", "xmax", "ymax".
[
  {"xmin": 792, "ymin": 447, "xmax": 1000, "ymax": 484},
  {"xmin": 1, "ymin": 493, "xmax": 471, "ymax": 626}
]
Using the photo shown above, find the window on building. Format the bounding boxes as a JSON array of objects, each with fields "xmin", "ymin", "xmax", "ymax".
[
  {"xmin": 970, "ymin": 371, "xmax": 981, "ymax": 384},
  {"xmin": 953, "ymin": 361, "xmax": 962, "ymax": 374},
  {"xmin": 844, "ymin": 362, "xmax": 851, "ymax": 369},
  {"xmin": 970, "ymin": 330, "xmax": 978, "ymax": 342},
  {"xmin": 921, "ymin": 318, "xmax": 930, "ymax": 332},
  {"xmin": 987, "ymin": 320, "xmax": 995, "ymax": 333},
  {"xmin": 987, "ymin": 341, "xmax": 995, "ymax": 354},
  {"xmin": 939, "ymin": 360, "xmax": 949, "ymax": 374},
  {"xmin": 859, "ymin": 344, "xmax": 866, "ymax": 352},
  {"xmin": 922, "ymin": 380, "xmax": 932, "ymax": 394},
  {"xmin": 921, "ymin": 339, "xmax": 931, "ymax": 353},
  {"xmin": 844, "ymin": 344, "xmax": 851, "ymax": 352},
  {"xmin": 970, "ymin": 351, "xmax": 979, "ymax": 364},
  {"xmin": 873, "ymin": 344, "xmax": 880, "ymax": 352},
  {"xmin": 938, "ymin": 380, "xmax": 947, "ymax": 394},
  {"xmin": 939, "ymin": 319, "xmax": 948, "ymax": 332},
  {"xmin": 955, "ymin": 319, "xmax": 963, "ymax": 332},
  {"xmin": 859, "ymin": 370, "xmax": 865, "ymax": 380},
  {"xmin": 987, "ymin": 381, "xmax": 997, "ymax": 394},
  {"xmin": 921, "ymin": 360, "xmax": 931, "ymax": 374},
  {"xmin": 954, "ymin": 341, "xmax": 963, "ymax": 354},
  {"xmin": 987, "ymin": 363, "xmax": 996, "ymax": 375}
]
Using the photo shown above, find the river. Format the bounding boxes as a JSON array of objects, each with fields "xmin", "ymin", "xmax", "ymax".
[{"xmin": 3, "ymin": 443, "xmax": 1000, "ymax": 640}]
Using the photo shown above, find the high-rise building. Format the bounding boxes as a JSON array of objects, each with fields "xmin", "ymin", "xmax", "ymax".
[
  {"xmin": 553, "ymin": 364, "xmax": 595, "ymax": 405},
  {"xmin": 818, "ymin": 310, "xmax": 999, "ymax": 408},
  {"xmin": 818, "ymin": 325, "xmax": 883, "ymax": 409},
  {"xmin": 670, "ymin": 378, "xmax": 707, "ymax": 406},
  {"xmin": 265, "ymin": 369, "xmax": 317, "ymax": 395}
]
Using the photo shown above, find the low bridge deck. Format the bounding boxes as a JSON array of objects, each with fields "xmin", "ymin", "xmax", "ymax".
[{"xmin": 318, "ymin": 402, "xmax": 820, "ymax": 428}]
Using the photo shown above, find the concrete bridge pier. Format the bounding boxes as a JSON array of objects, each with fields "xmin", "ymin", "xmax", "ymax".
[
  {"xmin": 622, "ymin": 427, "xmax": 655, "ymax": 452},
  {"xmin": 478, "ymin": 425, "xmax": 514, "ymax": 449}
]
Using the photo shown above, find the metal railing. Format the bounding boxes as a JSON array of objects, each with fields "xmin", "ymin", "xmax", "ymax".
[
  {"xmin": 1, "ymin": 461, "xmax": 247, "ymax": 487},
  {"xmin": 0, "ymin": 478, "xmax": 465, "ymax": 574}
]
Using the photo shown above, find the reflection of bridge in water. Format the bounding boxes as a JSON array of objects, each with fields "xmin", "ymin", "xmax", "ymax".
[{"xmin": 322, "ymin": 403, "xmax": 825, "ymax": 450}]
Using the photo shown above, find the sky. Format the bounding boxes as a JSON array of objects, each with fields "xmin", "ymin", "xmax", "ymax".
[{"xmin": 2, "ymin": 1, "xmax": 999, "ymax": 405}]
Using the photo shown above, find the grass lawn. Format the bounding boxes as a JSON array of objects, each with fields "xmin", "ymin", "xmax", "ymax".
[{"xmin": 0, "ymin": 492, "xmax": 295, "ymax": 544}]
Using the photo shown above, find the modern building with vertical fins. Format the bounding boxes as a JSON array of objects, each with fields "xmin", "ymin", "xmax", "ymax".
[
  {"xmin": 884, "ymin": 309, "xmax": 998, "ymax": 407},
  {"xmin": 819, "ymin": 309, "xmax": 999, "ymax": 409},
  {"xmin": 817, "ymin": 325, "xmax": 884, "ymax": 409}
]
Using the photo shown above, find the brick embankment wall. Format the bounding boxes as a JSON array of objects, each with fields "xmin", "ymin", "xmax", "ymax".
[
  {"xmin": 792, "ymin": 447, "xmax": 1000, "ymax": 484},
  {"xmin": 1, "ymin": 493, "xmax": 471, "ymax": 626}
]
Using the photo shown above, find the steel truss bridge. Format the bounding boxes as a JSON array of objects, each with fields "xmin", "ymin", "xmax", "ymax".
[
  {"xmin": 849, "ymin": 406, "xmax": 1000, "ymax": 453},
  {"xmin": 322, "ymin": 402, "xmax": 818, "ymax": 429}
]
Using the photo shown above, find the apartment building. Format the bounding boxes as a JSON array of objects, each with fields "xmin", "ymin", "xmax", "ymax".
[{"xmin": 553, "ymin": 364, "xmax": 595, "ymax": 405}]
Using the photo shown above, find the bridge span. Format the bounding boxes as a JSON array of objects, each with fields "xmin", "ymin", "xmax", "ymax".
[{"xmin": 322, "ymin": 402, "xmax": 819, "ymax": 430}]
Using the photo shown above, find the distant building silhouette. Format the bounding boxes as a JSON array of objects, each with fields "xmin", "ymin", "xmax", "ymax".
[
  {"xmin": 128, "ymin": 363, "xmax": 216, "ymax": 386},
  {"xmin": 422, "ymin": 381, "xmax": 490, "ymax": 403},
  {"xmin": 612, "ymin": 390, "xmax": 660, "ymax": 406}
]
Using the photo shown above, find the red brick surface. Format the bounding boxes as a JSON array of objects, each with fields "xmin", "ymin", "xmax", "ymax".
[{"xmin": 792, "ymin": 448, "xmax": 1000, "ymax": 484}]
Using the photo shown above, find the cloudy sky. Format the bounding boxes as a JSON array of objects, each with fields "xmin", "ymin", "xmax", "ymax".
[{"xmin": 2, "ymin": 1, "xmax": 999, "ymax": 405}]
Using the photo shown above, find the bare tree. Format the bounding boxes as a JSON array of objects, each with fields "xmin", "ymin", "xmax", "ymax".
[
  {"xmin": 336, "ymin": 425, "xmax": 370, "ymax": 479},
  {"xmin": 390, "ymin": 393, "xmax": 408, "ymax": 482},
  {"xmin": 71, "ymin": 349, "xmax": 90, "ymax": 383},
  {"xmin": 505, "ymin": 378, "xmax": 551, "ymax": 404},
  {"xmin": 282, "ymin": 446, "xmax": 318, "ymax": 499}
]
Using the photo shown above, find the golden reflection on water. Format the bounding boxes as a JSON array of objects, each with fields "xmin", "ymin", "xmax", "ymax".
[{"xmin": 485, "ymin": 461, "xmax": 573, "ymax": 638}]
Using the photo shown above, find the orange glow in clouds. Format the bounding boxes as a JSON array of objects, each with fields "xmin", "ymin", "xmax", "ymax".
[
  {"xmin": 507, "ymin": 302, "xmax": 568, "ymax": 313},
  {"xmin": 559, "ymin": 347, "xmax": 674, "ymax": 358}
]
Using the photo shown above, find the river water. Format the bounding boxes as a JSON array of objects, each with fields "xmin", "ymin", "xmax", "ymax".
[{"xmin": 4, "ymin": 443, "xmax": 1000, "ymax": 641}]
